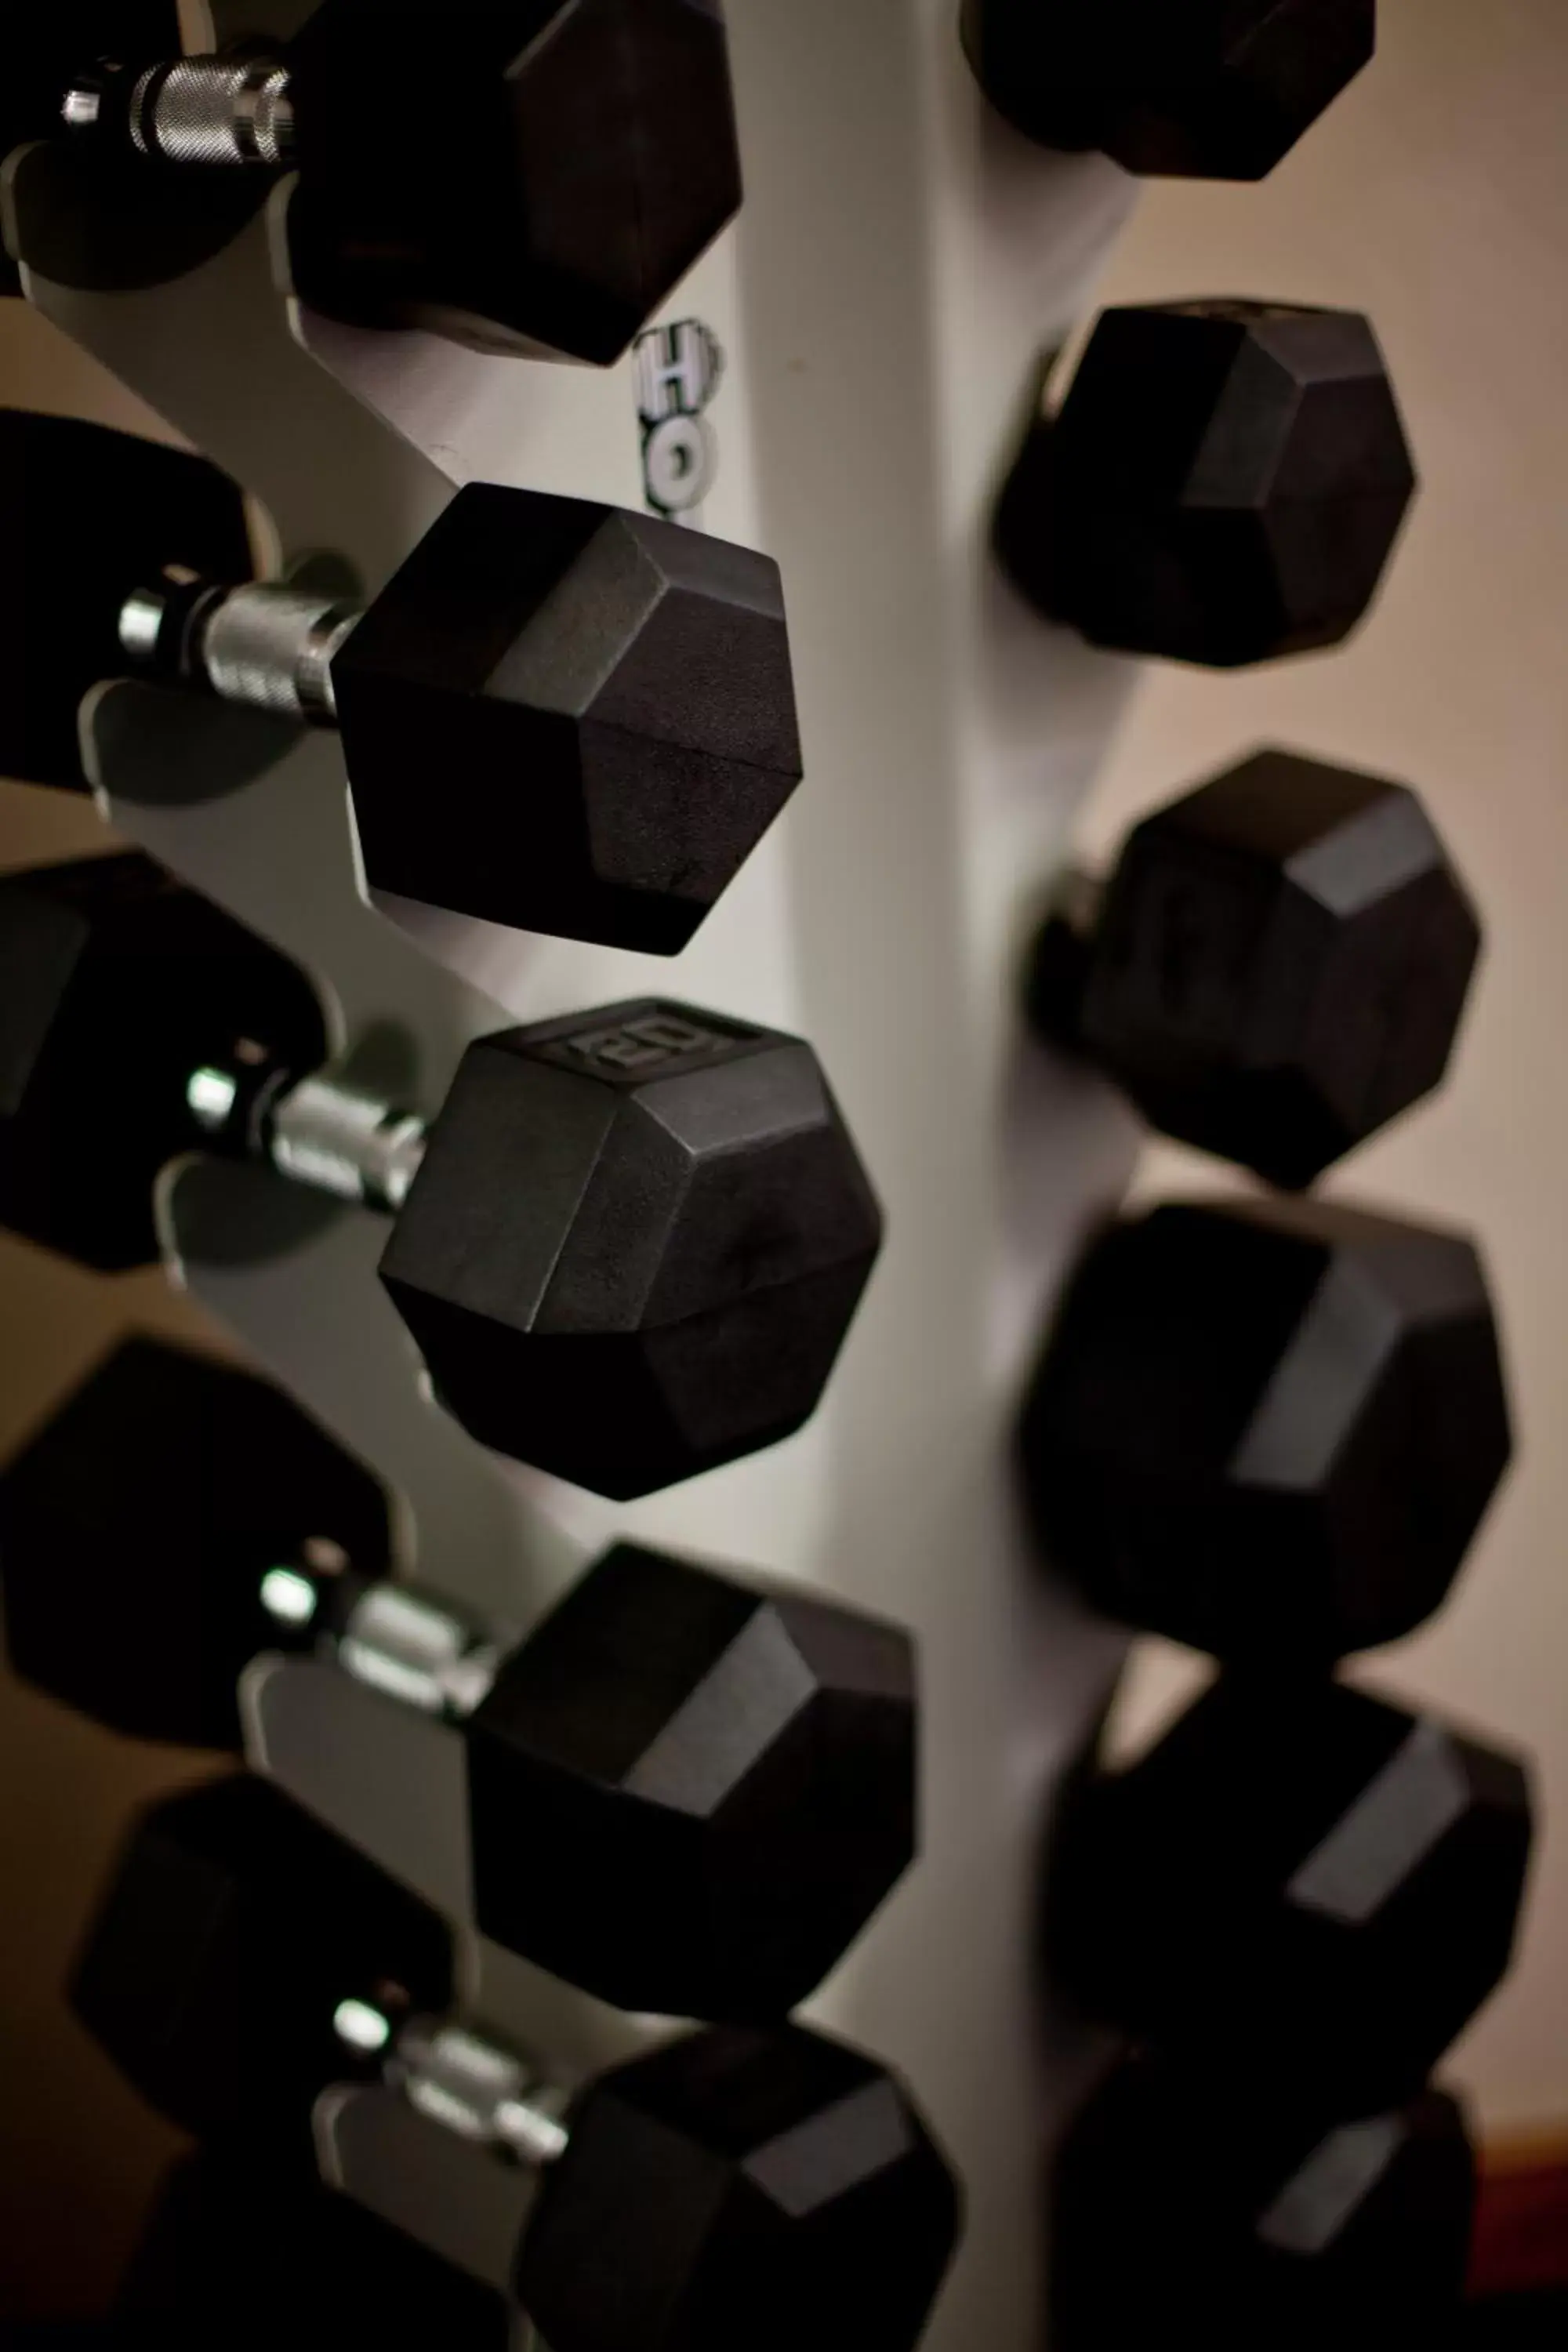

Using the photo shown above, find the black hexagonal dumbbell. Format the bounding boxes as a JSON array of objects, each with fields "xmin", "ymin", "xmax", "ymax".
[
  {"xmin": 2, "ymin": 0, "xmax": 739, "ymax": 362},
  {"xmin": 0, "ymin": 852, "xmax": 882, "ymax": 1498},
  {"xmin": 1025, "ymin": 750, "xmax": 1482, "ymax": 1189},
  {"xmin": 74, "ymin": 1773, "xmax": 964, "ymax": 2352},
  {"xmin": 0, "ymin": 1332, "xmax": 916, "ymax": 2022},
  {"xmin": 1047, "ymin": 1672, "xmax": 1534, "ymax": 2115},
  {"xmin": 1018, "ymin": 1197, "xmax": 1512, "ymax": 1661},
  {"xmin": 961, "ymin": 1, "xmax": 1374, "ymax": 181},
  {"xmin": 118, "ymin": 2146, "xmax": 511, "ymax": 2351},
  {"xmin": 996, "ymin": 299, "xmax": 1416, "ymax": 667},
  {"xmin": 1051, "ymin": 2052, "xmax": 1475, "ymax": 2351},
  {"xmin": 0, "ymin": 411, "xmax": 800, "ymax": 956}
]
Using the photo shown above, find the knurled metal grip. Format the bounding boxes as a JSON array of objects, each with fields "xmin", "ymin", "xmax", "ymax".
[
  {"xmin": 197, "ymin": 583, "xmax": 358, "ymax": 725},
  {"xmin": 265, "ymin": 1073, "xmax": 427, "ymax": 1214},
  {"xmin": 388, "ymin": 2017, "xmax": 571, "ymax": 2167},
  {"xmin": 329, "ymin": 1583, "xmax": 502, "ymax": 1722},
  {"xmin": 115, "ymin": 572, "xmax": 359, "ymax": 727},
  {"xmin": 129, "ymin": 54, "xmax": 296, "ymax": 169},
  {"xmin": 181, "ymin": 1052, "xmax": 427, "ymax": 1214}
]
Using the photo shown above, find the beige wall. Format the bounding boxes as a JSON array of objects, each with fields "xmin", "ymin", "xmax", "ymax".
[{"xmin": 0, "ymin": 0, "xmax": 1564, "ymax": 2315}]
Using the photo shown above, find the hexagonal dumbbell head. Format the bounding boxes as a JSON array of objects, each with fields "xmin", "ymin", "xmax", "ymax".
[
  {"xmin": 285, "ymin": 0, "xmax": 742, "ymax": 361},
  {"xmin": 996, "ymin": 301, "xmax": 1416, "ymax": 667},
  {"xmin": 332, "ymin": 487, "xmax": 801, "ymax": 953},
  {"xmin": 120, "ymin": 2149, "xmax": 511, "ymax": 2352},
  {"xmin": 1051, "ymin": 2055, "xmax": 1475, "ymax": 2351},
  {"xmin": 961, "ymin": 0, "xmax": 1375, "ymax": 180},
  {"xmin": 7, "ymin": 4, "xmax": 739, "ymax": 361},
  {"xmin": 0, "ymin": 412, "xmax": 800, "ymax": 956},
  {"xmin": 1019, "ymin": 1198, "xmax": 1512, "ymax": 1661},
  {"xmin": 0, "ymin": 855, "xmax": 879, "ymax": 1495},
  {"xmin": 71, "ymin": 1774, "xmax": 456, "ymax": 2142},
  {"xmin": 1025, "ymin": 750, "xmax": 1483, "ymax": 1187},
  {"xmin": 4, "ymin": 1338, "xmax": 915, "ymax": 2020},
  {"xmin": 522, "ymin": 2027, "xmax": 962, "ymax": 2352},
  {"xmin": 384, "ymin": 1001, "xmax": 883, "ymax": 1495},
  {"xmin": 0, "ymin": 1334, "xmax": 392, "ymax": 1749},
  {"xmin": 0, "ymin": 853, "xmax": 328, "ymax": 1269},
  {"xmin": 0, "ymin": 412, "xmax": 254, "ymax": 792},
  {"xmin": 468, "ymin": 1541, "xmax": 915, "ymax": 2018},
  {"xmin": 1049, "ymin": 1675, "xmax": 1534, "ymax": 2113},
  {"xmin": 80, "ymin": 1777, "xmax": 963, "ymax": 2352},
  {"xmin": 0, "ymin": 1345, "xmax": 392, "ymax": 1750}
]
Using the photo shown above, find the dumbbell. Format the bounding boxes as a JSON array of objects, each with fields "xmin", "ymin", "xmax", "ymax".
[
  {"xmin": 2, "ymin": 1, "xmax": 739, "ymax": 362},
  {"xmin": 0, "ymin": 410, "xmax": 800, "ymax": 956},
  {"xmin": 74, "ymin": 1773, "xmax": 964, "ymax": 2352},
  {"xmin": 961, "ymin": 1, "xmax": 1374, "ymax": 181},
  {"xmin": 996, "ymin": 299, "xmax": 1416, "ymax": 667},
  {"xmin": 1025, "ymin": 750, "xmax": 1482, "ymax": 1188},
  {"xmin": 0, "ymin": 852, "xmax": 882, "ymax": 1498},
  {"xmin": 118, "ymin": 2145, "xmax": 511, "ymax": 2351},
  {"xmin": 1051, "ymin": 2052, "xmax": 1475, "ymax": 2350},
  {"xmin": 1047, "ymin": 1672, "xmax": 1534, "ymax": 2115},
  {"xmin": 0, "ymin": 1332, "xmax": 916, "ymax": 2022},
  {"xmin": 1018, "ymin": 1196, "xmax": 1512, "ymax": 1660}
]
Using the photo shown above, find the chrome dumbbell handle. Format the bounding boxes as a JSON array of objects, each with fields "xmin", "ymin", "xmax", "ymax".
[
  {"xmin": 183, "ymin": 1054, "xmax": 426, "ymax": 1216},
  {"xmin": 258, "ymin": 1570, "xmax": 503, "ymax": 1725},
  {"xmin": 64, "ymin": 53, "xmax": 297, "ymax": 169},
  {"xmin": 325, "ymin": 1996, "xmax": 573, "ymax": 2187},
  {"xmin": 118, "ymin": 575, "xmax": 360, "ymax": 728}
]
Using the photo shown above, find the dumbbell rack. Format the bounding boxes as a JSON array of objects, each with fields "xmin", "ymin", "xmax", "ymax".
[{"xmin": 5, "ymin": 2, "xmax": 1146, "ymax": 2341}]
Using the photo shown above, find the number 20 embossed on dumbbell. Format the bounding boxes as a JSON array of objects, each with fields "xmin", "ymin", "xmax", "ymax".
[{"xmin": 0, "ymin": 854, "xmax": 883, "ymax": 1497}]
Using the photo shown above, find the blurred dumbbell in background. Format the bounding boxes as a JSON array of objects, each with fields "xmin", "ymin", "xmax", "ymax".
[
  {"xmin": 993, "ymin": 288, "xmax": 1529, "ymax": 2340},
  {"xmin": 0, "ymin": 412, "xmax": 803, "ymax": 956},
  {"xmin": 112, "ymin": 2143, "xmax": 514, "ymax": 2350},
  {"xmin": 74, "ymin": 1773, "xmax": 964, "ymax": 2352},
  {"xmin": 0, "ymin": 853, "xmax": 884, "ymax": 1495},
  {"xmin": 1048, "ymin": 1671, "xmax": 1534, "ymax": 2118},
  {"xmin": 1019, "ymin": 1195, "xmax": 1509, "ymax": 1662},
  {"xmin": 0, "ymin": 1334, "xmax": 919, "ymax": 2021},
  {"xmin": 1014, "ymin": 731, "xmax": 1504, "ymax": 1661},
  {"xmin": 996, "ymin": 299, "xmax": 1415, "ymax": 668},
  {"xmin": 1041, "ymin": 1670, "xmax": 1534, "ymax": 2346},
  {"xmin": 1024, "ymin": 750, "xmax": 1481, "ymax": 1190},
  {"xmin": 1, "ymin": 0, "xmax": 740, "ymax": 360},
  {"xmin": 961, "ymin": 0, "xmax": 1375, "ymax": 181},
  {"xmin": 1050, "ymin": 2050, "xmax": 1476, "ymax": 2350}
]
